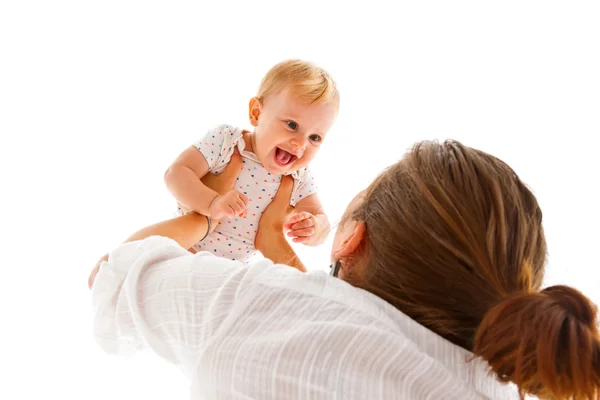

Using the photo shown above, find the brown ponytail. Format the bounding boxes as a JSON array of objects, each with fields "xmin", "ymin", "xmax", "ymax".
[{"xmin": 474, "ymin": 285, "xmax": 600, "ymax": 399}]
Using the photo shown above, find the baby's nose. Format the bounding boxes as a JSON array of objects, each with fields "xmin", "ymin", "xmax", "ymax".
[{"xmin": 291, "ymin": 136, "xmax": 307, "ymax": 152}]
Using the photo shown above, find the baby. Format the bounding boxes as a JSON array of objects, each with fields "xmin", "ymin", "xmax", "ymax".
[{"xmin": 164, "ymin": 59, "xmax": 339, "ymax": 263}]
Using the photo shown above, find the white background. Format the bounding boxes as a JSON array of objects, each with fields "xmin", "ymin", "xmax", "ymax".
[{"xmin": 1, "ymin": 1, "xmax": 599, "ymax": 399}]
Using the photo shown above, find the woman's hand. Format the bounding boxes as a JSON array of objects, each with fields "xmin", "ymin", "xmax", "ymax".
[
  {"xmin": 255, "ymin": 176, "xmax": 306, "ymax": 272},
  {"xmin": 255, "ymin": 175, "xmax": 295, "ymax": 251}
]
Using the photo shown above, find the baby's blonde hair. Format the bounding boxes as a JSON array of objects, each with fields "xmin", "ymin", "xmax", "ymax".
[{"xmin": 257, "ymin": 59, "xmax": 339, "ymax": 109}]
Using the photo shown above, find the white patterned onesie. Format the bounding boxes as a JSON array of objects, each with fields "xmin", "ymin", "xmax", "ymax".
[{"xmin": 177, "ymin": 124, "xmax": 318, "ymax": 264}]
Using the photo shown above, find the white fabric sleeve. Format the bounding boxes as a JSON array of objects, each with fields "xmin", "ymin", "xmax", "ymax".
[{"xmin": 90, "ymin": 235, "xmax": 273, "ymax": 369}]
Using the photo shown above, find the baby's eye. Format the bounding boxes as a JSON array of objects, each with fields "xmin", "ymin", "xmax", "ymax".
[
  {"xmin": 310, "ymin": 134, "xmax": 322, "ymax": 143},
  {"xmin": 287, "ymin": 121, "xmax": 298, "ymax": 130}
]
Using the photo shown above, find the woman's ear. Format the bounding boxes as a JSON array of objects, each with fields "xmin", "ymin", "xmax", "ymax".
[
  {"xmin": 249, "ymin": 97, "xmax": 262, "ymax": 126},
  {"xmin": 332, "ymin": 221, "xmax": 366, "ymax": 265}
]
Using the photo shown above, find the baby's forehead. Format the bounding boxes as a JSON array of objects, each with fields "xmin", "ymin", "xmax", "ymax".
[
  {"xmin": 270, "ymin": 85, "xmax": 336, "ymax": 106},
  {"xmin": 267, "ymin": 90, "xmax": 337, "ymax": 123},
  {"xmin": 265, "ymin": 88, "xmax": 310, "ymax": 107}
]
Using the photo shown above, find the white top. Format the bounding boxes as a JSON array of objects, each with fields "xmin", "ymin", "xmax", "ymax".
[
  {"xmin": 91, "ymin": 236, "xmax": 519, "ymax": 400},
  {"xmin": 176, "ymin": 124, "xmax": 318, "ymax": 264}
]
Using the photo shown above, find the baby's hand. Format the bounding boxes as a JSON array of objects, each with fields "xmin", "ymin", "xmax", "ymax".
[
  {"xmin": 209, "ymin": 190, "xmax": 248, "ymax": 220},
  {"xmin": 284, "ymin": 211, "xmax": 319, "ymax": 244}
]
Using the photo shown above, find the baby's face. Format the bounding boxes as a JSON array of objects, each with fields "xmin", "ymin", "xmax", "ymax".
[{"xmin": 249, "ymin": 90, "xmax": 337, "ymax": 175}]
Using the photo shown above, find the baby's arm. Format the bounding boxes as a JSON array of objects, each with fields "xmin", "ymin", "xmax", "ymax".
[
  {"xmin": 285, "ymin": 194, "xmax": 330, "ymax": 246},
  {"xmin": 164, "ymin": 146, "xmax": 246, "ymax": 219},
  {"xmin": 164, "ymin": 146, "xmax": 216, "ymax": 215}
]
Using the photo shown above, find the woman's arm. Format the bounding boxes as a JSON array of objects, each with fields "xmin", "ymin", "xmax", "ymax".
[
  {"xmin": 88, "ymin": 213, "xmax": 214, "ymax": 289},
  {"xmin": 258, "ymin": 231, "xmax": 306, "ymax": 272},
  {"xmin": 255, "ymin": 176, "xmax": 307, "ymax": 272},
  {"xmin": 88, "ymin": 151, "xmax": 243, "ymax": 289},
  {"xmin": 90, "ymin": 236, "xmax": 276, "ymax": 364}
]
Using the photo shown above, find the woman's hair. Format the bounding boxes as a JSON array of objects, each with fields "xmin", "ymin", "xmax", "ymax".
[
  {"xmin": 257, "ymin": 59, "xmax": 339, "ymax": 110},
  {"xmin": 349, "ymin": 140, "xmax": 600, "ymax": 399}
]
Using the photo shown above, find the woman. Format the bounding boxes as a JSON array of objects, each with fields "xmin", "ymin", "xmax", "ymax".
[{"xmin": 89, "ymin": 140, "xmax": 599, "ymax": 399}]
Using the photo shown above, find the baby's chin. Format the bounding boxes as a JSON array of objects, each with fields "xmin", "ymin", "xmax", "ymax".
[
  {"xmin": 264, "ymin": 157, "xmax": 309, "ymax": 176},
  {"xmin": 263, "ymin": 162, "xmax": 297, "ymax": 176}
]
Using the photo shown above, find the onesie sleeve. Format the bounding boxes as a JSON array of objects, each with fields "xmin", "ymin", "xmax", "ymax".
[
  {"xmin": 290, "ymin": 167, "xmax": 319, "ymax": 207},
  {"xmin": 193, "ymin": 124, "xmax": 243, "ymax": 174}
]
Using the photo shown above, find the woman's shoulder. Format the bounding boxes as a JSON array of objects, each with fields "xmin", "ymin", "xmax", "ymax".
[
  {"xmin": 243, "ymin": 261, "xmax": 396, "ymax": 323},
  {"xmin": 234, "ymin": 261, "xmax": 518, "ymax": 399}
]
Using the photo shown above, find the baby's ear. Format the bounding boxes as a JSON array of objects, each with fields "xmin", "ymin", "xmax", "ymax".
[{"xmin": 248, "ymin": 97, "xmax": 262, "ymax": 126}]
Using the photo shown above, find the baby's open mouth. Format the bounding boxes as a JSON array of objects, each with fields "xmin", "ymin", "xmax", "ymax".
[{"xmin": 274, "ymin": 147, "xmax": 297, "ymax": 167}]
